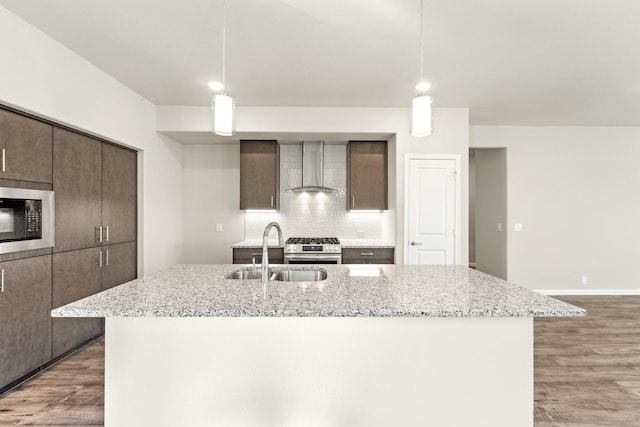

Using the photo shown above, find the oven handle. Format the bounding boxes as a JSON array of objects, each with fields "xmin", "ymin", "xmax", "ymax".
[{"xmin": 284, "ymin": 254, "xmax": 342, "ymax": 263}]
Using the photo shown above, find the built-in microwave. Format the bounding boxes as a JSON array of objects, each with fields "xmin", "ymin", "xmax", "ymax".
[{"xmin": 0, "ymin": 187, "xmax": 54, "ymax": 254}]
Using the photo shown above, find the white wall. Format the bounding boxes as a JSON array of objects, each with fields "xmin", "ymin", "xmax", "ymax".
[
  {"xmin": 183, "ymin": 144, "xmax": 243, "ymax": 263},
  {"xmin": 0, "ymin": 6, "xmax": 184, "ymax": 274},
  {"xmin": 469, "ymin": 150, "xmax": 476, "ymax": 263},
  {"xmin": 471, "ymin": 126, "xmax": 640, "ymax": 291},
  {"xmin": 473, "ymin": 148, "xmax": 507, "ymax": 280},
  {"xmin": 160, "ymin": 107, "xmax": 470, "ymax": 265}
]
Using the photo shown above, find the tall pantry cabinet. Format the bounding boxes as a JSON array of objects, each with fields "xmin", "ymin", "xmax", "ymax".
[
  {"xmin": 0, "ymin": 109, "xmax": 53, "ymax": 390},
  {"xmin": 52, "ymin": 128, "xmax": 137, "ymax": 358}
]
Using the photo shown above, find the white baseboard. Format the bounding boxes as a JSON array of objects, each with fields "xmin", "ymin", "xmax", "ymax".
[{"xmin": 535, "ymin": 289, "xmax": 640, "ymax": 296}]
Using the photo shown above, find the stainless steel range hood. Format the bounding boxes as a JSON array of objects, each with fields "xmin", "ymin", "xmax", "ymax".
[{"xmin": 287, "ymin": 141, "xmax": 336, "ymax": 193}]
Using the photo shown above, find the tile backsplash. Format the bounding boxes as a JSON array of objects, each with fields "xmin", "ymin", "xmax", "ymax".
[{"xmin": 244, "ymin": 144, "xmax": 393, "ymax": 240}]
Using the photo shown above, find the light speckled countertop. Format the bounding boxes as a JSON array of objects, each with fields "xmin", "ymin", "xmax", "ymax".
[
  {"xmin": 52, "ymin": 264, "xmax": 585, "ymax": 318},
  {"xmin": 340, "ymin": 240, "xmax": 395, "ymax": 248},
  {"xmin": 231, "ymin": 240, "xmax": 395, "ymax": 249},
  {"xmin": 232, "ymin": 240, "xmax": 284, "ymax": 248}
]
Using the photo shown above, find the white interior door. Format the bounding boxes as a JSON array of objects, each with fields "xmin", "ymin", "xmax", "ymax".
[{"xmin": 406, "ymin": 157, "xmax": 458, "ymax": 264}]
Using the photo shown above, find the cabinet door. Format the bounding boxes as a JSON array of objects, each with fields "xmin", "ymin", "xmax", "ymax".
[
  {"xmin": 102, "ymin": 241, "xmax": 137, "ymax": 291},
  {"xmin": 240, "ymin": 140, "xmax": 280, "ymax": 210},
  {"xmin": 52, "ymin": 247, "xmax": 102, "ymax": 358},
  {"xmin": 233, "ymin": 248, "xmax": 284, "ymax": 264},
  {"xmin": 341, "ymin": 248, "xmax": 395, "ymax": 264},
  {"xmin": 102, "ymin": 143, "xmax": 137, "ymax": 245},
  {"xmin": 347, "ymin": 141, "xmax": 388, "ymax": 210},
  {"xmin": 0, "ymin": 255, "xmax": 52, "ymax": 387},
  {"xmin": 0, "ymin": 109, "xmax": 53, "ymax": 183},
  {"xmin": 53, "ymin": 128, "xmax": 102, "ymax": 253}
]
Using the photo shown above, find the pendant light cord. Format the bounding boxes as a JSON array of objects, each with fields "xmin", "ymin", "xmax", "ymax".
[
  {"xmin": 222, "ymin": 0, "xmax": 227, "ymax": 91},
  {"xmin": 420, "ymin": 0, "xmax": 424, "ymax": 84}
]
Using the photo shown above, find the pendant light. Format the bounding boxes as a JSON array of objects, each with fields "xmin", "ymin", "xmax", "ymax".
[
  {"xmin": 212, "ymin": 0, "xmax": 235, "ymax": 136},
  {"xmin": 411, "ymin": 0, "xmax": 433, "ymax": 137}
]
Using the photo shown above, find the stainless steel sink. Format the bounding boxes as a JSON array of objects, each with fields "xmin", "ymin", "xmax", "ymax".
[
  {"xmin": 271, "ymin": 269, "xmax": 327, "ymax": 282},
  {"xmin": 225, "ymin": 269, "xmax": 270, "ymax": 280},
  {"xmin": 225, "ymin": 267, "xmax": 326, "ymax": 282}
]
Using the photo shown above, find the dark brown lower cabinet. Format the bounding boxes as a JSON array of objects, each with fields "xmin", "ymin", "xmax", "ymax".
[
  {"xmin": 52, "ymin": 243, "xmax": 137, "ymax": 358},
  {"xmin": 233, "ymin": 247, "xmax": 284, "ymax": 264},
  {"xmin": 52, "ymin": 247, "xmax": 102, "ymax": 358},
  {"xmin": 342, "ymin": 248, "xmax": 395, "ymax": 264},
  {"xmin": 102, "ymin": 242, "xmax": 137, "ymax": 291},
  {"xmin": 0, "ymin": 255, "xmax": 52, "ymax": 388}
]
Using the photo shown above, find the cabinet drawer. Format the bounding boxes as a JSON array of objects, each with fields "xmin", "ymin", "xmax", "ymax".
[
  {"xmin": 233, "ymin": 248, "xmax": 283, "ymax": 264},
  {"xmin": 342, "ymin": 248, "xmax": 394, "ymax": 264}
]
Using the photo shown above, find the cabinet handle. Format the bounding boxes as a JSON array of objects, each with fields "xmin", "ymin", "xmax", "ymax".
[
  {"xmin": 99, "ymin": 251, "xmax": 103, "ymax": 268},
  {"xmin": 105, "ymin": 249, "xmax": 109, "ymax": 267},
  {"xmin": 410, "ymin": 241, "xmax": 422, "ymax": 246},
  {"xmin": 1, "ymin": 269, "xmax": 4, "ymax": 292},
  {"xmin": 270, "ymin": 195, "xmax": 274, "ymax": 208},
  {"xmin": 360, "ymin": 253, "xmax": 374, "ymax": 256},
  {"xmin": 1, "ymin": 148, "xmax": 5, "ymax": 172},
  {"xmin": 352, "ymin": 196, "xmax": 355, "ymax": 208},
  {"xmin": 105, "ymin": 225, "xmax": 110, "ymax": 242},
  {"xmin": 96, "ymin": 226, "xmax": 103, "ymax": 243},
  {"xmin": 251, "ymin": 253, "xmax": 262, "ymax": 256}
]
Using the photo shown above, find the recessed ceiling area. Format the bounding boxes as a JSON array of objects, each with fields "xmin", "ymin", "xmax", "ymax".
[{"xmin": 1, "ymin": 0, "xmax": 639, "ymax": 126}]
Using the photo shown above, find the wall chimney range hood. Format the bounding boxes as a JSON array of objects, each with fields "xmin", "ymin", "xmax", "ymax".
[{"xmin": 287, "ymin": 141, "xmax": 336, "ymax": 193}]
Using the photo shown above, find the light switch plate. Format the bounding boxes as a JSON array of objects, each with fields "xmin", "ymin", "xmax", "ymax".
[
  {"xmin": 216, "ymin": 224, "xmax": 223, "ymax": 232},
  {"xmin": 497, "ymin": 223, "xmax": 503, "ymax": 232},
  {"xmin": 514, "ymin": 224, "xmax": 523, "ymax": 232}
]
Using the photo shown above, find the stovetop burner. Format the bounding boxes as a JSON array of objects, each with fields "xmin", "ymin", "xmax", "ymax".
[{"xmin": 285, "ymin": 237, "xmax": 340, "ymax": 245}]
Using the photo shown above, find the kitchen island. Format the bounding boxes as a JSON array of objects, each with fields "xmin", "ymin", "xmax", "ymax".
[{"xmin": 52, "ymin": 264, "xmax": 584, "ymax": 427}]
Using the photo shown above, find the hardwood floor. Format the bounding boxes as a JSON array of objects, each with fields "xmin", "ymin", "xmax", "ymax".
[
  {"xmin": 535, "ymin": 296, "xmax": 640, "ymax": 426},
  {"xmin": 0, "ymin": 338, "xmax": 103, "ymax": 426},
  {"xmin": 0, "ymin": 296, "xmax": 638, "ymax": 426}
]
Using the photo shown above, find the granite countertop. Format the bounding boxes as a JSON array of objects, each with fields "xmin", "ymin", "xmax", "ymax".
[
  {"xmin": 340, "ymin": 240, "xmax": 395, "ymax": 248},
  {"xmin": 232, "ymin": 240, "xmax": 394, "ymax": 248},
  {"xmin": 51, "ymin": 264, "xmax": 585, "ymax": 318},
  {"xmin": 232, "ymin": 240, "xmax": 283, "ymax": 248}
]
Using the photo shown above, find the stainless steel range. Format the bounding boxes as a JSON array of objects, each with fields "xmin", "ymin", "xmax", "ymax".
[{"xmin": 284, "ymin": 237, "xmax": 342, "ymax": 264}]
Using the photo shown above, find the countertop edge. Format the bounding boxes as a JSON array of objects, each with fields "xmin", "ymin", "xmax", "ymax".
[{"xmin": 232, "ymin": 240, "xmax": 396, "ymax": 249}]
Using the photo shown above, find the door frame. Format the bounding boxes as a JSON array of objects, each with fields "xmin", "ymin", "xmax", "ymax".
[{"xmin": 403, "ymin": 154, "xmax": 462, "ymax": 265}]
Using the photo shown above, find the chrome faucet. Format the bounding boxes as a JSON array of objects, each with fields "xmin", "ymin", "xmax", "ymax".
[{"xmin": 262, "ymin": 222, "xmax": 284, "ymax": 290}]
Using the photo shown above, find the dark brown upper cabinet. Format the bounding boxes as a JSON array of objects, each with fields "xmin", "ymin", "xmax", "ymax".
[
  {"xmin": 53, "ymin": 128, "xmax": 102, "ymax": 253},
  {"xmin": 347, "ymin": 141, "xmax": 388, "ymax": 210},
  {"xmin": 0, "ymin": 109, "xmax": 53, "ymax": 183},
  {"xmin": 240, "ymin": 140, "xmax": 280, "ymax": 210},
  {"xmin": 54, "ymin": 128, "xmax": 137, "ymax": 253},
  {"xmin": 102, "ymin": 143, "xmax": 137, "ymax": 245}
]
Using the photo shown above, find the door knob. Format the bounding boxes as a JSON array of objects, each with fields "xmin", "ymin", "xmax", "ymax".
[{"xmin": 410, "ymin": 241, "xmax": 422, "ymax": 246}]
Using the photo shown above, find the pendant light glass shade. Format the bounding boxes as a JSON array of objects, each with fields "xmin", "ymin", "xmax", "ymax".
[
  {"xmin": 411, "ymin": 94, "xmax": 433, "ymax": 137},
  {"xmin": 213, "ymin": 93, "xmax": 235, "ymax": 136}
]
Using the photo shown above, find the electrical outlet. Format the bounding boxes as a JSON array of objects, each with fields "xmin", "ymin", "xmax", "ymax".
[
  {"xmin": 581, "ymin": 276, "xmax": 588, "ymax": 285},
  {"xmin": 216, "ymin": 224, "xmax": 223, "ymax": 232},
  {"xmin": 514, "ymin": 223, "xmax": 523, "ymax": 232},
  {"xmin": 497, "ymin": 223, "xmax": 503, "ymax": 232}
]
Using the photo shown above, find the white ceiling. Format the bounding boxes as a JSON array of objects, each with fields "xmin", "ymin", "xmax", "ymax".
[{"xmin": 2, "ymin": 0, "xmax": 639, "ymax": 126}]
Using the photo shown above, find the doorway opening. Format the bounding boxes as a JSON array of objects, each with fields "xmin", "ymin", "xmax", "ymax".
[{"xmin": 469, "ymin": 148, "xmax": 508, "ymax": 279}]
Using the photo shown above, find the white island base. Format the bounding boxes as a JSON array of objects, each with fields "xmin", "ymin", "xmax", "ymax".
[{"xmin": 105, "ymin": 316, "xmax": 532, "ymax": 427}]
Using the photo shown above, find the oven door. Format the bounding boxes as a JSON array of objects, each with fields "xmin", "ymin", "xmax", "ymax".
[{"xmin": 284, "ymin": 254, "xmax": 342, "ymax": 264}]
